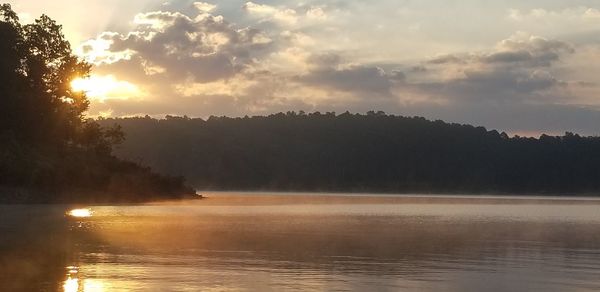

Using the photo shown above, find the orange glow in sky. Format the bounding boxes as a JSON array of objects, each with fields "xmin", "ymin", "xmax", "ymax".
[{"xmin": 71, "ymin": 75, "xmax": 139, "ymax": 102}]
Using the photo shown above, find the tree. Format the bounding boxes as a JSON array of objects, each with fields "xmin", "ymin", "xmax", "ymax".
[
  {"xmin": 100, "ymin": 112, "xmax": 600, "ymax": 194},
  {"xmin": 0, "ymin": 4, "xmax": 94, "ymax": 149},
  {"xmin": 0, "ymin": 5, "xmax": 193, "ymax": 202}
]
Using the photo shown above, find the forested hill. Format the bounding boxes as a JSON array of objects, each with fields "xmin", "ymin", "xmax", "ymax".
[{"xmin": 99, "ymin": 112, "xmax": 600, "ymax": 195}]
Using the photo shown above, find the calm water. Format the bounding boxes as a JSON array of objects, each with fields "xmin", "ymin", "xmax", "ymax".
[{"xmin": 2, "ymin": 193, "xmax": 600, "ymax": 291}]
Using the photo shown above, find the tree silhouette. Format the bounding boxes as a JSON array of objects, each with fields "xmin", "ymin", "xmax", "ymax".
[
  {"xmin": 0, "ymin": 5, "xmax": 192, "ymax": 202},
  {"xmin": 0, "ymin": 5, "xmax": 92, "ymax": 148},
  {"xmin": 101, "ymin": 112, "xmax": 600, "ymax": 195}
]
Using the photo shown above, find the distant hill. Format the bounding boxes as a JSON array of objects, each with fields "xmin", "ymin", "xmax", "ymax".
[{"xmin": 99, "ymin": 112, "xmax": 600, "ymax": 195}]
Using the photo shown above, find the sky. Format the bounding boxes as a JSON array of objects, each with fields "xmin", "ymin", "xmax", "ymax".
[{"xmin": 7, "ymin": 0, "xmax": 600, "ymax": 135}]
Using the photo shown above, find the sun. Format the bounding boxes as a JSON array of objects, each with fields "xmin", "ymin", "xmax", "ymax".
[{"xmin": 71, "ymin": 75, "xmax": 140, "ymax": 102}]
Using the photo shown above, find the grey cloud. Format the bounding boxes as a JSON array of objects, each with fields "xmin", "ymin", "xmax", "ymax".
[
  {"xmin": 428, "ymin": 36, "xmax": 574, "ymax": 68},
  {"xmin": 298, "ymin": 65, "xmax": 398, "ymax": 95},
  {"xmin": 297, "ymin": 52, "xmax": 407, "ymax": 95},
  {"xmin": 575, "ymin": 81, "xmax": 597, "ymax": 87},
  {"xmin": 96, "ymin": 10, "xmax": 273, "ymax": 83},
  {"xmin": 390, "ymin": 70, "xmax": 406, "ymax": 81},
  {"xmin": 410, "ymin": 65, "xmax": 427, "ymax": 73},
  {"xmin": 483, "ymin": 37, "xmax": 574, "ymax": 67},
  {"xmin": 93, "ymin": 57, "xmax": 150, "ymax": 84},
  {"xmin": 463, "ymin": 68, "xmax": 557, "ymax": 93},
  {"xmin": 483, "ymin": 50, "xmax": 533, "ymax": 63},
  {"xmin": 414, "ymin": 35, "xmax": 576, "ymax": 102},
  {"xmin": 427, "ymin": 54, "xmax": 466, "ymax": 64},
  {"xmin": 500, "ymin": 37, "xmax": 574, "ymax": 55},
  {"xmin": 409, "ymin": 69, "xmax": 560, "ymax": 104},
  {"xmin": 306, "ymin": 52, "xmax": 342, "ymax": 68}
]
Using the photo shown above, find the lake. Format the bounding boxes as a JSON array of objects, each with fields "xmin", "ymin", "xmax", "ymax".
[{"xmin": 2, "ymin": 193, "xmax": 600, "ymax": 291}]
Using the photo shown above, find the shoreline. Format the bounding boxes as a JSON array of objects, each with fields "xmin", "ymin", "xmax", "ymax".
[
  {"xmin": 0, "ymin": 186, "xmax": 197, "ymax": 205},
  {"xmin": 4, "ymin": 185, "xmax": 600, "ymax": 205}
]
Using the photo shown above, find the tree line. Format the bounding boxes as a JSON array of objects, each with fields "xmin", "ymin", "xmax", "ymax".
[
  {"xmin": 0, "ymin": 5, "xmax": 193, "ymax": 202},
  {"xmin": 100, "ymin": 111, "xmax": 600, "ymax": 195}
]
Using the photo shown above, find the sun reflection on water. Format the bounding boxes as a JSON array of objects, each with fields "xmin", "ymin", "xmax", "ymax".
[
  {"xmin": 63, "ymin": 276, "xmax": 79, "ymax": 292},
  {"xmin": 63, "ymin": 266, "xmax": 105, "ymax": 292},
  {"xmin": 68, "ymin": 208, "xmax": 93, "ymax": 218},
  {"xmin": 63, "ymin": 266, "xmax": 80, "ymax": 292}
]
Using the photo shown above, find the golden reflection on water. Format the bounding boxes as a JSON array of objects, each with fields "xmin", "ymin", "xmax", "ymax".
[
  {"xmin": 63, "ymin": 266, "xmax": 105, "ymax": 292},
  {"xmin": 68, "ymin": 208, "xmax": 92, "ymax": 218},
  {"xmin": 47, "ymin": 195, "xmax": 600, "ymax": 291},
  {"xmin": 63, "ymin": 266, "xmax": 79, "ymax": 292},
  {"xmin": 63, "ymin": 276, "xmax": 79, "ymax": 292}
]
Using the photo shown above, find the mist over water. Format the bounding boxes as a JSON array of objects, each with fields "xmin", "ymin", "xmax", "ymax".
[{"xmin": 2, "ymin": 193, "xmax": 600, "ymax": 291}]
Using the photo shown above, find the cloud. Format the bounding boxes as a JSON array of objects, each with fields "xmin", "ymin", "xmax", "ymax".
[
  {"xmin": 583, "ymin": 8, "xmax": 600, "ymax": 20},
  {"xmin": 82, "ymin": 9, "xmax": 273, "ymax": 84},
  {"xmin": 193, "ymin": 2, "xmax": 216, "ymax": 13},
  {"xmin": 243, "ymin": 2, "xmax": 298, "ymax": 25},
  {"xmin": 418, "ymin": 34, "xmax": 576, "ymax": 102},
  {"xmin": 293, "ymin": 51, "xmax": 407, "ymax": 95},
  {"xmin": 508, "ymin": 7, "xmax": 600, "ymax": 22},
  {"xmin": 506, "ymin": 6, "xmax": 600, "ymax": 45},
  {"xmin": 76, "ymin": 3, "xmax": 600, "ymax": 135},
  {"xmin": 306, "ymin": 7, "xmax": 327, "ymax": 21},
  {"xmin": 427, "ymin": 54, "xmax": 466, "ymax": 65},
  {"xmin": 427, "ymin": 34, "xmax": 574, "ymax": 68},
  {"xmin": 299, "ymin": 65, "xmax": 398, "ymax": 95},
  {"xmin": 483, "ymin": 50, "xmax": 533, "ymax": 63},
  {"xmin": 491, "ymin": 34, "xmax": 574, "ymax": 66},
  {"xmin": 305, "ymin": 52, "xmax": 342, "ymax": 69},
  {"xmin": 242, "ymin": 2, "xmax": 329, "ymax": 27},
  {"xmin": 76, "ymin": 32, "xmax": 136, "ymax": 65}
]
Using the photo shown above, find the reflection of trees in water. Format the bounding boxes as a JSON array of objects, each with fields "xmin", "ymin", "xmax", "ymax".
[
  {"xmin": 0, "ymin": 206, "xmax": 100, "ymax": 291},
  {"xmin": 0, "ymin": 206, "xmax": 69, "ymax": 290}
]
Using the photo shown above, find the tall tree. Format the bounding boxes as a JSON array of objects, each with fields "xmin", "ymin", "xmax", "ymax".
[
  {"xmin": 0, "ymin": 4, "xmax": 97, "ymax": 149},
  {"xmin": 0, "ymin": 4, "xmax": 192, "ymax": 202}
]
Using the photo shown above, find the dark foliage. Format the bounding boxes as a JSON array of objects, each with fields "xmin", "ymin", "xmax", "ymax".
[
  {"xmin": 0, "ymin": 5, "xmax": 193, "ymax": 202},
  {"xmin": 101, "ymin": 111, "xmax": 600, "ymax": 195}
]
